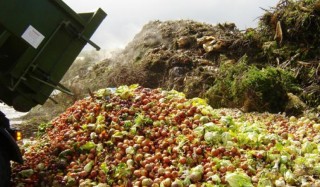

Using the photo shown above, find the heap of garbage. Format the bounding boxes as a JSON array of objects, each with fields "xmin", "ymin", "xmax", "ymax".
[
  {"xmin": 51, "ymin": 0, "xmax": 318, "ymax": 119},
  {"xmin": 12, "ymin": 85, "xmax": 320, "ymax": 186}
]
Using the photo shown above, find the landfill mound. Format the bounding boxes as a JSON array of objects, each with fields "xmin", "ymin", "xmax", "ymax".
[
  {"xmin": 21, "ymin": 0, "xmax": 320, "ymax": 135},
  {"xmin": 66, "ymin": 20, "xmax": 262, "ymax": 109},
  {"xmin": 12, "ymin": 86, "xmax": 320, "ymax": 186},
  {"xmin": 63, "ymin": 0, "xmax": 319, "ymax": 114}
]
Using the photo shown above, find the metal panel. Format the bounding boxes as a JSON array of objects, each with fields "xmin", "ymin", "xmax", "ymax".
[{"xmin": 0, "ymin": 0, "xmax": 107, "ymax": 112}]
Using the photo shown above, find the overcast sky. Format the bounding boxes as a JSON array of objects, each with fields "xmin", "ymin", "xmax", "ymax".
[{"xmin": 63, "ymin": 0, "xmax": 279, "ymax": 51}]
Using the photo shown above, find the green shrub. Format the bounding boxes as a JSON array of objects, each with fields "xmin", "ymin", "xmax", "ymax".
[
  {"xmin": 235, "ymin": 66, "xmax": 296, "ymax": 112},
  {"xmin": 206, "ymin": 56, "xmax": 299, "ymax": 113}
]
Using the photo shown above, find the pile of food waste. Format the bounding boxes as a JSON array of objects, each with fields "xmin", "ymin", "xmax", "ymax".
[{"xmin": 12, "ymin": 85, "xmax": 320, "ymax": 186}]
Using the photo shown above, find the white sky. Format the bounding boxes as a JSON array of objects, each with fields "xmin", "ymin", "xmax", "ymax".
[{"xmin": 63, "ymin": 0, "xmax": 279, "ymax": 51}]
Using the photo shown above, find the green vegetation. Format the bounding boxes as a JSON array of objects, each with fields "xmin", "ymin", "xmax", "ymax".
[
  {"xmin": 206, "ymin": 55, "xmax": 300, "ymax": 113},
  {"xmin": 256, "ymin": 0, "xmax": 320, "ymax": 108}
]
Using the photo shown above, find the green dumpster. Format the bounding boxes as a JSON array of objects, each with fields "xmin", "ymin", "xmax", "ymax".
[{"xmin": 0, "ymin": 0, "xmax": 106, "ymax": 112}]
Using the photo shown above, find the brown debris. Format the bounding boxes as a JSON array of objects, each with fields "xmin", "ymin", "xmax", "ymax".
[{"xmin": 274, "ymin": 21, "xmax": 283, "ymax": 45}]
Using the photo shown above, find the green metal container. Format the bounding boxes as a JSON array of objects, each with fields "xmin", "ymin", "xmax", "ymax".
[{"xmin": 0, "ymin": 0, "xmax": 106, "ymax": 112}]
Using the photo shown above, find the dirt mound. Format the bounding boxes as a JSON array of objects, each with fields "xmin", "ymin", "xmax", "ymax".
[{"xmin": 67, "ymin": 20, "xmax": 247, "ymax": 94}]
